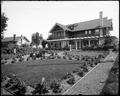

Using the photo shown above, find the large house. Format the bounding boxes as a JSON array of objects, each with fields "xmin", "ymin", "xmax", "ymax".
[
  {"xmin": 47, "ymin": 11, "xmax": 113, "ymax": 50},
  {"xmin": 2, "ymin": 35, "xmax": 30, "ymax": 47}
]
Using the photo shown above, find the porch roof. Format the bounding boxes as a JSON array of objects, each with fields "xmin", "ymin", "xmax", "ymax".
[{"xmin": 47, "ymin": 35, "xmax": 107, "ymax": 42}]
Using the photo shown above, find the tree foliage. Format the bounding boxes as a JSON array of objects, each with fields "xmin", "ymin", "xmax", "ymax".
[
  {"xmin": 42, "ymin": 40, "xmax": 48, "ymax": 48},
  {"xmin": 103, "ymin": 36, "xmax": 118, "ymax": 49},
  {"xmin": 1, "ymin": 13, "xmax": 8, "ymax": 39},
  {"xmin": 47, "ymin": 34, "xmax": 53, "ymax": 40},
  {"xmin": 31, "ymin": 32, "xmax": 40, "ymax": 48}
]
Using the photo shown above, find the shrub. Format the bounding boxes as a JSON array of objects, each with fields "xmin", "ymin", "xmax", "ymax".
[
  {"xmin": 36, "ymin": 52, "xmax": 42, "ymax": 58},
  {"xmin": 83, "ymin": 67, "xmax": 88, "ymax": 73},
  {"xmin": 19, "ymin": 57, "xmax": 24, "ymax": 62},
  {"xmin": 50, "ymin": 79, "xmax": 61, "ymax": 93},
  {"xmin": 11, "ymin": 58, "xmax": 17, "ymax": 63},
  {"xmin": 1, "ymin": 48, "xmax": 7, "ymax": 54},
  {"xmin": 30, "ymin": 53, "xmax": 33, "ymax": 57},
  {"xmin": 27, "ymin": 57, "xmax": 30, "ymax": 61},
  {"xmin": 14, "ymin": 86, "xmax": 26, "ymax": 95},
  {"xmin": 57, "ymin": 56, "xmax": 61, "ymax": 59},
  {"xmin": 5, "ymin": 82, "xmax": 11, "ymax": 88},
  {"xmin": 77, "ymin": 71, "xmax": 84, "ymax": 77},
  {"xmin": 32, "ymin": 82, "xmax": 49, "ymax": 95},
  {"xmin": 74, "ymin": 55, "xmax": 80, "ymax": 60},
  {"xmin": 107, "ymin": 73, "xmax": 116, "ymax": 83},
  {"xmin": 11, "ymin": 60, "xmax": 15, "ymax": 63},
  {"xmin": 95, "ymin": 62, "xmax": 98, "ymax": 66},
  {"xmin": 62, "ymin": 73, "xmax": 73, "ymax": 80},
  {"xmin": 68, "ymin": 56, "xmax": 72, "ymax": 60},
  {"xmin": 111, "ymin": 67, "xmax": 118, "ymax": 74},
  {"xmin": 63, "ymin": 56, "xmax": 66, "ymax": 59},
  {"xmin": 72, "ymin": 68, "xmax": 80, "ymax": 73},
  {"xmin": 32, "ymin": 55, "xmax": 36, "ymax": 60},
  {"xmin": 1, "ymin": 60, "xmax": 7, "ymax": 64},
  {"xmin": 101, "ymin": 82, "xmax": 118, "ymax": 95},
  {"xmin": 66, "ymin": 77, "xmax": 75, "ymax": 85}
]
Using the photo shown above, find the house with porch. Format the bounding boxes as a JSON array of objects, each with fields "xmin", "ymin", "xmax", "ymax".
[{"xmin": 47, "ymin": 11, "xmax": 113, "ymax": 50}]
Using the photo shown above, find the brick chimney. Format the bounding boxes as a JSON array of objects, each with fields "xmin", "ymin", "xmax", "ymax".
[
  {"xmin": 99, "ymin": 11, "xmax": 103, "ymax": 36},
  {"xmin": 13, "ymin": 34, "xmax": 16, "ymax": 41},
  {"xmin": 99, "ymin": 11, "xmax": 103, "ymax": 27}
]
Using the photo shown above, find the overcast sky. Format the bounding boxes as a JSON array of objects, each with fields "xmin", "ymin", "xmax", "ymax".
[{"xmin": 2, "ymin": 1, "xmax": 119, "ymax": 41}]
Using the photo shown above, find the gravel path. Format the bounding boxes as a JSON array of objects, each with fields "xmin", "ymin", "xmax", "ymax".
[{"xmin": 63, "ymin": 52, "xmax": 118, "ymax": 95}]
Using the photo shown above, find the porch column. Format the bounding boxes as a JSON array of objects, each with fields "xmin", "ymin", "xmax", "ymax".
[
  {"xmin": 82, "ymin": 40, "xmax": 84, "ymax": 48},
  {"xmin": 79, "ymin": 40, "xmax": 81, "ymax": 49},
  {"xmin": 75, "ymin": 41, "xmax": 78, "ymax": 50},
  {"xmin": 61, "ymin": 41, "xmax": 65, "ymax": 48},
  {"xmin": 88, "ymin": 40, "xmax": 91, "ymax": 47},
  {"xmin": 70, "ymin": 44, "xmax": 72, "ymax": 51}
]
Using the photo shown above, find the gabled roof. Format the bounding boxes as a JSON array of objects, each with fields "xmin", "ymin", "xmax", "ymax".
[
  {"xmin": 50, "ymin": 17, "xmax": 113, "ymax": 33},
  {"xmin": 56, "ymin": 23, "xmax": 70, "ymax": 31},
  {"xmin": 49, "ymin": 23, "xmax": 71, "ymax": 33},
  {"xmin": 2, "ymin": 36, "xmax": 30, "ymax": 42}
]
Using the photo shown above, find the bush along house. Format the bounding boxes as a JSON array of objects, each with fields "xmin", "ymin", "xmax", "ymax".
[
  {"xmin": 47, "ymin": 11, "xmax": 113, "ymax": 51},
  {"xmin": 2, "ymin": 34, "xmax": 30, "ymax": 48}
]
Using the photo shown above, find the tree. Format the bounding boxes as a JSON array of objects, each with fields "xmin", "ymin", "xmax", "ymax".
[
  {"xmin": 42, "ymin": 40, "xmax": 48, "ymax": 48},
  {"xmin": 31, "ymin": 32, "xmax": 40, "ymax": 48},
  {"xmin": 47, "ymin": 34, "xmax": 53, "ymax": 40},
  {"xmin": 1, "ymin": 13, "xmax": 8, "ymax": 39},
  {"xmin": 103, "ymin": 36, "xmax": 118, "ymax": 49}
]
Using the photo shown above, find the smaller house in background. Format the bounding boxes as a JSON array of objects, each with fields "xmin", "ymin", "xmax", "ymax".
[{"xmin": 2, "ymin": 35, "xmax": 30, "ymax": 48}]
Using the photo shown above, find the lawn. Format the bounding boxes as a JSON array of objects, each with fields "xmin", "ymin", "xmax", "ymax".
[
  {"xmin": 1, "ymin": 51, "xmax": 106, "ymax": 88},
  {"xmin": 2, "ymin": 59, "xmax": 84, "ymax": 87}
]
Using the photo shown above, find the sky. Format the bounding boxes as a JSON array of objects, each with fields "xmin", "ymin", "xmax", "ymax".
[{"xmin": 1, "ymin": 1, "xmax": 119, "ymax": 42}]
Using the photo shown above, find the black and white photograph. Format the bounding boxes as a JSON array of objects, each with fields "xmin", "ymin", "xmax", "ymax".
[{"xmin": 1, "ymin": 1, "xmax": 119, "ymax": 95}]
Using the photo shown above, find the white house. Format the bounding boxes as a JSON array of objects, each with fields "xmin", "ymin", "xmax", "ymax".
[{"xmin": 2, "ymin": 35, "xmax": 30, "ymax": 47}]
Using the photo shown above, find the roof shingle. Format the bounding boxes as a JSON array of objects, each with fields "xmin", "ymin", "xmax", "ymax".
[
  {"xmin": 2, "ymin": 36, "xmax": 30, "ymax": 42},
  {"xmin": 50, "ymin": 17, "xmax": 113, "ymax": 33}
]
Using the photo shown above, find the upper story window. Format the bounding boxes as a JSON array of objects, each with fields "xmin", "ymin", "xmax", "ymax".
[
  {"xmin": 89, "ymin": 30, "xmax": 91, "ymax": 34},
  {"xmin": 95, "ymin": 29, "xmax": 99, "ymax": 35},
  {"xmin": 85, "ymin": 31, "xmax": 87, "ymax": 34}
]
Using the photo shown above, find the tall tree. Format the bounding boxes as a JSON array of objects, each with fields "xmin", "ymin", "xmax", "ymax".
[
  {"xmin": 1, "ymin": 13, "xmax": 8, "ymax": 39},
  {"xmin": 31, "ymin": 32, "xmax": 40, "ymax": 48}
]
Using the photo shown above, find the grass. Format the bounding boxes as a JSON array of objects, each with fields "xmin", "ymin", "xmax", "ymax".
[
  {"xmin": 2, "ymin": 51, "xmax": 105, "ymax": 88},
  {"xmin": 2, "ymin": 59, "xmax": 83, "ymax": 87}
]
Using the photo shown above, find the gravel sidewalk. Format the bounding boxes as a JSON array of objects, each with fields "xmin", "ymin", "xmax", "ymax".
[{"xmin": 63, "ymin": 52, "xmax": 118, "ymax": 95}]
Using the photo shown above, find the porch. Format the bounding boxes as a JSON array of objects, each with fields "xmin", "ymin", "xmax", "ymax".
[{"xmin": 48, "ymin": 38, "xmax": 99, "ymax": 50}]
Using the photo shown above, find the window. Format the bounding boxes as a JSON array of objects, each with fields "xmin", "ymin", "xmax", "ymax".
[
  {"xmin": 95, "ymin": 29, "xmax": 99, "ymax": 34},
  {"xmin": 85, "ymin": 31, "xmax": 87, "ymax": 34},
  {"xmin": 89, "ymin": 30, "xmax": 91, "ymax": 34}
]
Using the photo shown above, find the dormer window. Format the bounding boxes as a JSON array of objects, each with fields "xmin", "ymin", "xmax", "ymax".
[{"xmin": 67, "ymin": 24, "xmax": 78, "ymax": 30}]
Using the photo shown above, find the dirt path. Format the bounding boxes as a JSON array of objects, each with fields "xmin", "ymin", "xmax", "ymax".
[{"xmin": 63, "ymin": 52, "xmax": 118, "ymax": 95}]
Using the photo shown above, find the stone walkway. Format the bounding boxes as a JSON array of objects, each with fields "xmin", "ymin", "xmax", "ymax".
[{"xmin": 63, "ymin": 52, "xmax": 118, "ymax": 95}]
